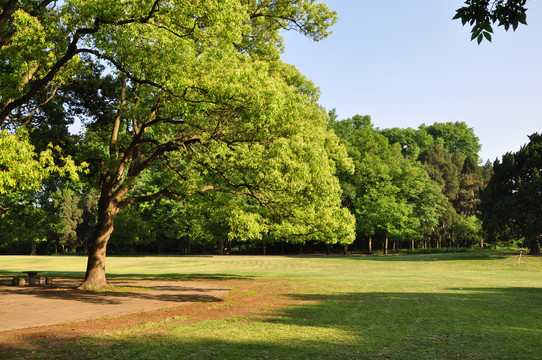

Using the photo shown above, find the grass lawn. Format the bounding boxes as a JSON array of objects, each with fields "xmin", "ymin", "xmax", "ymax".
[{"xmin": 1, "ymin": 251, "xmax": 542, "ymax": 359}]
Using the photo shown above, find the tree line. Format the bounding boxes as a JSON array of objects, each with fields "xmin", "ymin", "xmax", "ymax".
[{"xmin": 2, "ymin": 109, "xmax": 539, "ymax": 257}]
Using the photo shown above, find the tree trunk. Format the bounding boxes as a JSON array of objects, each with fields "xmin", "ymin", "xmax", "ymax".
[
  {"xmin": 529, "ymin": 236, "xmax": 541, "ymax": 255},
  {"xmin": 219, "ymin": 239, "xmax": 224, "ymax": 255},
  {"xmin": 368, "ymin": 235, "xmax": 372, "ymax": 255},
  {"xmin": 78, "ymin": 190, "xmax": 122, "ymax": 290},
  {"xmin": 384, "ymin": 234, "xmax": 388, "ymax": 255},
  {"xmin": 30, "ymin": 240, "xmax": 37, "ymax": 255},
  {"xmin": 79, "ymin": 181, "xmax": 128, "ymax": 290},
  {"xmin": 411, "ymin": 238, "xmax": 415, "ymax": 250},
  {"xmin": 299, "ymin": 243, "xmax": 303, "ymax": 255}
]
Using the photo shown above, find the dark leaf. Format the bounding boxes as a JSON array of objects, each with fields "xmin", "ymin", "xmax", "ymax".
[{"xmin": 483, "ymin": 31, "xmax": 492, "ymax": 42}]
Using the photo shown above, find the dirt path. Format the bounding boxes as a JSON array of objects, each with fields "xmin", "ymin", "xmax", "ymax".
[
  {"xmin": 0, "ymin": 277, "xmax": 299, "ymax": 353},
  {"xmin": 0, "ymin": 278, "xmax": 230, "ymax": 332}
]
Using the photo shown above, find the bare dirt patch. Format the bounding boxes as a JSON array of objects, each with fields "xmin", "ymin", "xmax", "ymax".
[
  {"xmin": 0, "ymin": 277, "xmax": 299, "ymax": 352},
  {"xmin": 0, "ymin": 278, "xmax": 230, "ymax": 332}
]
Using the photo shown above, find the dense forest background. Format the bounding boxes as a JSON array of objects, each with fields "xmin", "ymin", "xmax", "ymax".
[{"xmin": 2, "ymin": 112, "xmax": 539, "ymax": 256}]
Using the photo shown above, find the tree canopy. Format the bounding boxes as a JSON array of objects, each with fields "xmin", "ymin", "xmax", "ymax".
[{"xmin": 481, "ymin": 133, "xmax": 542, "ymax": 254}]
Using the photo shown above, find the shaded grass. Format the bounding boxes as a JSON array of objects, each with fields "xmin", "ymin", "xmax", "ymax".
[{"xmin": 2, "ymin": 251, "xmax": 542, "ymax": 359}]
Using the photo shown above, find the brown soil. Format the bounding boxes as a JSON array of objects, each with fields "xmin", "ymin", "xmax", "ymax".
[{"xmin": 0, "ymin": 277, "xmax": 300, "ymax": 351}]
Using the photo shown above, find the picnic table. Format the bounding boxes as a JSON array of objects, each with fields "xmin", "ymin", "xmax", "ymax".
[{"xmin": 22, "ymin": 271, "xmax": 42, "ymax": 286}]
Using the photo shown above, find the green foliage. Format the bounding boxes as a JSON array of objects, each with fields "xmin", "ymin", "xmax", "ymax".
[
  {"xmin": 53, "ymin": 188, "xmax": 85, "ymax": 252},
  {"xmin": 0, "ymin": 190, "xmax": 60, "ymax": 253},
  {"xmin": 454, "ymin": 0, "xmax": 528, "ymax": 44},
  {"xmin": 379, "ymin": 126, "xmax": 434, "ymax": 159},
  {"xmin": 0, "ymin": 129, "xmax": 81, "ymax": 196},
  {"xmin": 454, "ymin": 216, "xmax": 483, "ymax": 247},
  {"xmin": 331, "ymin": 115, "xmax": 446, "ymax": 250},
  {"xmin": 420, "ymin": 146, "xmax": 461, "ymax": 202},
  {"xmin": 0, "ymin": 0, "xmax": 81, "ymax": 123},
  {"xmin": 422, "ymin": 122, "xmax": 482, "ymax": 162},
  {"xmin": 481, "ymin": 133, "xmax": 542, "ymax": 254}
]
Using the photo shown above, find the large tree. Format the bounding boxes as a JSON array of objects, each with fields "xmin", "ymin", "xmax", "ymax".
[
  {"xmin": 1, "ymin": 1, "xmax": 355, "ymax": 289},
  {"xmin": 480, "ymin": 133, "xmax": 542, "ymax": 254}
]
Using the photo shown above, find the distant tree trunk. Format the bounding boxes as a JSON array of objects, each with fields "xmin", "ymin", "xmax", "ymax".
[
  {"xmin": 187, "ymin": 237, "xmax": 191, "ymax": 255},
  {"xmin": 299, "ymin": 243, "xmax": 303, "ymax": 255},
  {"xmin": 281, "ymin": 241, "xmax": 284, "ymax": 255},
  {"xmin": 30, "ymin": 240, "xmax": 37, "ymax": 255},
  {"xmin": 529, "ymin": 236, "xmax": 540, "ymax": 255},
  {"xmin": 368, "ymin": 235, "xmax": 372, "ymax": 255},
  {"xmin": 343, "ymin": 244, "xmax": 349, "ymax": 256},
  {"xmin": 411, "ymin": 238, "xmax": 415, "ymax": 250},
  {"xmin": 219, "ymin": 239, "xmax": 224, "ymax": 255},
  {"xmin": 263, "ymin": 241, "xmax": 267, "ymax": 256},
  {"xmin": 326, "ymin": 244, "xmax": 330, "ymax": 255},
  {"xmin": 480, "ymin": 238, "xmax": 484, "ymax": 249},
  {"xmin": 384, "ymin": 234, "xmax": 388, "ymax": 255}
]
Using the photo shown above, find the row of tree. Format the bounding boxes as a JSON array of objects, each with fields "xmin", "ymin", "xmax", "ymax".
[
  {"xmin": 329, "ymin": 115, "xmax": 493, "ymax": 254},
  {"xmin": 4, "ymin": 111, "xmax": 539, "ymax": 257}
]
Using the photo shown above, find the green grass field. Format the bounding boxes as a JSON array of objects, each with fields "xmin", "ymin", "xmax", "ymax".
[{"xmin": 2, "ymin": 251, "xmax": 542, "ymax": 359}]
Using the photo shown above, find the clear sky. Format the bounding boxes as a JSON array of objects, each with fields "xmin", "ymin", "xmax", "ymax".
[{"xmin": 280, "ymin": 0, "xmax": 542, "ymax": 163}]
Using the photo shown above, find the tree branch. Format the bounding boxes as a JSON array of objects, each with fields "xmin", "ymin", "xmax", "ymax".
[
  {"xmin": 0, "ymin": 0, "xmax": 162, "ymax": 126},
  {"xmin": 118, "ymin": 188, "xmax": 176, "ymax": 209},
  {"xmin": 109, "ymin": 76, "xmax": 126, "ymax": 159}
]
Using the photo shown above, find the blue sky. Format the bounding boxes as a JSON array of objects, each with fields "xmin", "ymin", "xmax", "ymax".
[{"xmin": 281, "ymin": 0, "xmax": 542, "ymax": 163}]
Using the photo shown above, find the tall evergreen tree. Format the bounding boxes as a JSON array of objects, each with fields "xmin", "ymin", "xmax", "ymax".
[{"xmin": 481, "ymin": 133, "xmax": 542, "ymax": 254}]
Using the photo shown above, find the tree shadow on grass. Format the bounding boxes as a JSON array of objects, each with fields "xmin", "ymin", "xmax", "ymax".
[
  {"xmin": 0, "ymin": 272, "xmax": 249, "ymax": 306},
  {"xmin": 0, "ymin": 270, "xmax": 252, "ymax": 281},
  {"xmin": 0, "ymin": 283, "xmax": 228, "ymax": 305},
  {"xmin": 262, "ymin": 286, "xmax": 542, "ymax": 359},
  {"xmin": 3, "ymin": 287, "xmax": 542, "ymax": 359}
]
